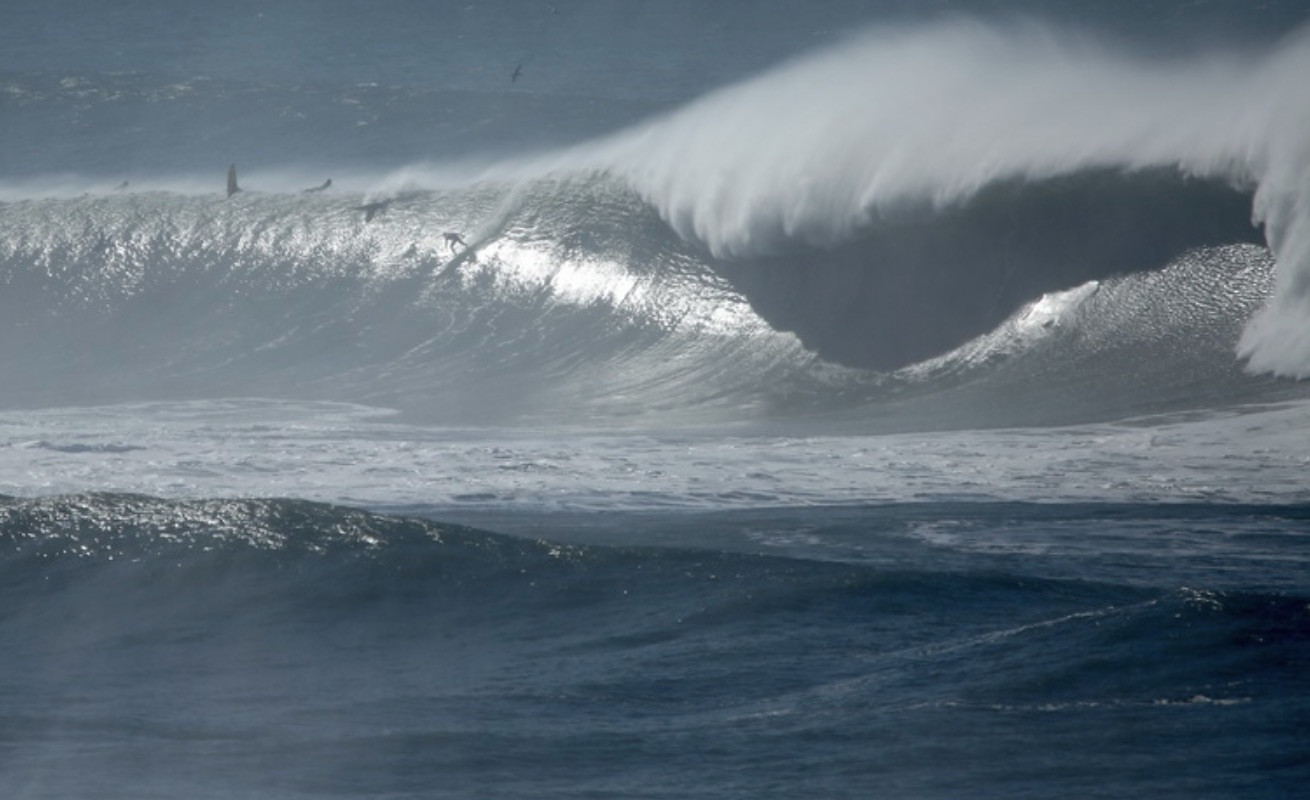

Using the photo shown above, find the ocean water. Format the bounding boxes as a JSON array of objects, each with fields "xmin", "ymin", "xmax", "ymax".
[{"xmin": 2, "ymin": 1, "xmax": 1310, "ymax": 798}]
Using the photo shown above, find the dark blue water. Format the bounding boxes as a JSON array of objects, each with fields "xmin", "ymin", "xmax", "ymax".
[
  {"xmin": 3, "ymin": 2, "xmax": 1310, "ymax": 798},
  {"xmin": 1, "ymin": 495, "xmax": 1306, "ymax": 799}
]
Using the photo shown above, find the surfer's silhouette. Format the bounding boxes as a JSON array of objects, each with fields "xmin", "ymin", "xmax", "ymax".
[
  {"xmin": 511, "ymin": 64, "xmax": 523, "ymax": 83},
  {"xmin": 357, "ymin": 198, "xmax": 392, "ymax": 222},
  {"xmin": 443, "ymin": 232, "xmax": 467, "ymax": 253},
  {"xmin": 226, "ymin": 163, "xmax": 241, "ymax": 197},
  {"xmin": 303, "ymin": 179, "xmax": 332, "ymax": 193}
]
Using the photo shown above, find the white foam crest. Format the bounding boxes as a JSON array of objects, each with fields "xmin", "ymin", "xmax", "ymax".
[{"xmin": 576, "ymin": 18, "xmax": 1310, "ymax": 375}]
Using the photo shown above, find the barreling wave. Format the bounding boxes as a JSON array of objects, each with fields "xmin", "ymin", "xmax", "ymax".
[
  {"xmin": 5, "ymin": 18, "xmax": 1310, "ymax": 425},
  {"xmin": 580, "ymin": 18, "xmax": 1310, "ymax": 377},
  {"xmin": 0, "ymin": 170, "xmax": 1298, "ymax": 428}
]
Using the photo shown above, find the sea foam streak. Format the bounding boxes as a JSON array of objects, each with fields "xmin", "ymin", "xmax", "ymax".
[{"xmin": 581, "ymin": 19, "xmax": 1310, "ymax": 376}]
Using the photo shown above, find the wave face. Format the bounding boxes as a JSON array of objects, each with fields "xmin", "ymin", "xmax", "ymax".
[
  {"xmin": 0, "ymin": 182, "xmax": 830, "ymax": 424},
  {"xmin": 1, "ymin": 493, "xmax": 1306, "ymax": 798}
]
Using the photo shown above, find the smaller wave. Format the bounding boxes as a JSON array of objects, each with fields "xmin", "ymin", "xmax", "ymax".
[
  {"xmin": 0, "ymin": 493, "xmax": 1303, "ymax": 800},
  {"xmin": 0, "ymin": 494, "xmax": 1155, "ymax": 630},
  {"xmin": 862, "ymin": 244, "xmax": 1298, "ymax": 427},
  {"xmin": 3, "ymin": 493, "xmax": 1304, "ymax": 701}
]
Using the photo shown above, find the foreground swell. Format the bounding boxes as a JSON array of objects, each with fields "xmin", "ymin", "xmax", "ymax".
[{"xmin": 0, "ymin": 494, "xmax": 1305, "ymax": 799}]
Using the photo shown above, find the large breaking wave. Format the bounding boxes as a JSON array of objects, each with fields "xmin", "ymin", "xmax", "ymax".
[{"xmin": 4, "ymin": 18, "xmax": 1310, "ymax": 424}]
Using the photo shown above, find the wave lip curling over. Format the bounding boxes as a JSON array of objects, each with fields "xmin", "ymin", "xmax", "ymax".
[{"xmin": 591, "ymin": 19, "xmax": 1310, "ymax": 376}]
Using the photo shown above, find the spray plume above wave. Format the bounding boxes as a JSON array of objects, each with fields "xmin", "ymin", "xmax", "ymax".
[{"xmin": 597, "ymin": 20, "xmax": 1264, "ymax": 253}]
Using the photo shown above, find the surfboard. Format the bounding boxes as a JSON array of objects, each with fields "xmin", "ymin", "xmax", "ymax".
[
  {"xmin": 226, "ymin": 164, "xmax": 241, "ymax": 197},
  {"xmin": 433, "ymin": 240, "xmax": 483, "ymax": 279}
]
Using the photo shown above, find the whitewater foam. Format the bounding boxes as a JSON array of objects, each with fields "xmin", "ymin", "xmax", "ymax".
[{"xmin": 6, "ymin": 396, "xmax": 1310, "ymax": 512}]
